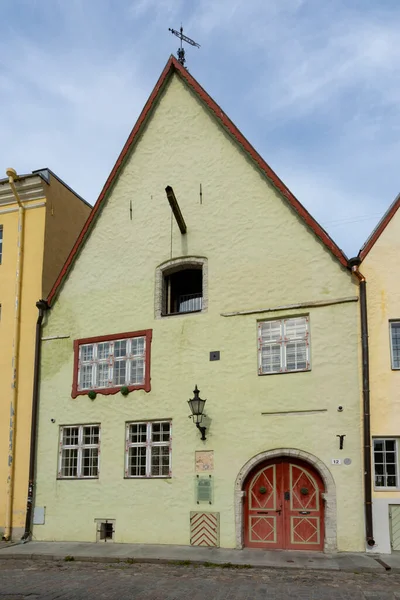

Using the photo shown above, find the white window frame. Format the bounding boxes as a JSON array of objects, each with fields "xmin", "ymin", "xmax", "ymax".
[
  {"xmin": 373, "ymin": 438, "xmax": 400, "ymax": 490},
  {"xmin": 258, "ymin": 316, "xmax": 311, "ymax": 375},
  {"xmin": 77, "ymin": 336, "xmax": 146, "ymax": 391},
  {"xmin": 125, "ymin": 421, "xmax": 172, "ymax": 479},
  {"xmin": 390, "ymin": 321, "xmax": 400, "ymax": 370},
  {"xmin": 58, "ymin": 424, "xmax": 100, "ymax": 479}
]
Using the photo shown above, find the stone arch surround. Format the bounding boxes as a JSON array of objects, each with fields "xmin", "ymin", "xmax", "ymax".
[{"xmin": 234, "ymin": 448, "xmax": 337, "ymax": 552}]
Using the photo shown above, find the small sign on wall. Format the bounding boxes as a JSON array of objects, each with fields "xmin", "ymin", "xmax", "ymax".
[
  {"xmin": 331, "ymin": 459, "xmax": 341, "ymax": 465},
  {"xmin": 195, "ymin": 475, "xmax": 213, "ymax": 504},
  {"xmin": 195, "ymin": 450, "xmax": 214, "ymax": 472}
]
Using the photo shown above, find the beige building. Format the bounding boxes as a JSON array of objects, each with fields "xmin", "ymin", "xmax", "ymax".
[
  {"xmin": 0, "ymin": 168, "xmax": 91, "ymax": 540},
  {"xmin": 359, "ymin": 194, "xmax": 400, "ymax": 553},
  {"xmin": 32, "ymin": 56, "xmax": 365, "ymax": 552}
]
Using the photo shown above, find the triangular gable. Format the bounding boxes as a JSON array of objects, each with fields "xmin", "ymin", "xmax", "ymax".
[
  {"xmin": 47, "ymin": 55, "xmax": 348, "ymax": 306},
  {"xmin": 359, "ymin": 193, "xmax": 400, "ymax": 260}
]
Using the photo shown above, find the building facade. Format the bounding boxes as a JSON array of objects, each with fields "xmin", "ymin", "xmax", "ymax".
[
  {"xmin": 0, "ymin": 168, "xmax": 91, "ymax": 540},
  {"xmin": 33, "ymin": 57, "xmax": 365, "ymax": 552},
  {"xmin": 359, "ymin": 195, "xmax": 400, "ymax": 553}
]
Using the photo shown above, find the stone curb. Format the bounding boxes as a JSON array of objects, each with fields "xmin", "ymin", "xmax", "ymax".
[{"xmin": 0, "ymin": 552, "xmax": 393, "ymax": 574}]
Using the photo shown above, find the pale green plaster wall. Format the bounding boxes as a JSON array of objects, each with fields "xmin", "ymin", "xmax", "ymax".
[{"xmin": 34, "ymin": 74, "xmax": 364, "ymax": 550}]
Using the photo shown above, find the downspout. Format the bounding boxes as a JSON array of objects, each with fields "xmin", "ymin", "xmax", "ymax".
[
  {"xmin": 3, "ymin": 169, "xmax": 25, "ymax": 541},
  {"xmin": 22, "ymin": 299, "xmax": 49, "ymax": 541},
  {"xmin": 349, "ymin": 258, "xmax": 375, "ymax": 547}
]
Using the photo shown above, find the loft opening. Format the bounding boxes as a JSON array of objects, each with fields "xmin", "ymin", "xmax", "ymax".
[
  {"xmin": 155, "ymin": 257, "xmax": 208, "ymax": 319},
  {"xmin": 163, "ymin": 264, "xmax": 203, "ymax": 315}
]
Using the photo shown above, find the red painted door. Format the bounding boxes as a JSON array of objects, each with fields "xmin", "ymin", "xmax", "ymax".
[{"xmin": 244, "ymin": 458, "xmax": 324, "ymax": 551}]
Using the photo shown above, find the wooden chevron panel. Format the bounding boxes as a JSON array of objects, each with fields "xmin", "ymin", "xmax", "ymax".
[{"xmin": 190, "ymin": 511, "xmax": 220, "ymax": 547}]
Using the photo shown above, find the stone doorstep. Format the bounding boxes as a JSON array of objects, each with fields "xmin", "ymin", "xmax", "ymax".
[{"xmin": 0, "ymin": 542, "xmax": 397, "ymax": 574}]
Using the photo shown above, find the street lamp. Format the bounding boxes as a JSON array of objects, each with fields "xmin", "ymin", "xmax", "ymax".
[{"xmin": 188, "ymin": 385, "xmax": 207, "ymax": 441}]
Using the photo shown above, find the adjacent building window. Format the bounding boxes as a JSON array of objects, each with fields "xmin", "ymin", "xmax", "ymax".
[
  {"xmin": 72, "ymin": 330, "xmax": 152, "ymax": 397},
  {"xmin": 390, "ymin": 321, "xmax": 400, "ymax": 369},
  {"xmin": 0, "ymin": 225, "xmax": 3, "ymax": 264},
  {"xmin": 155, "ymin": 257, "xmax": 208, "ymax": 318},
  {"xmin": 373, "ymin": 439, "xmax": 399, "ymax": 488},
  {"xmin": 258, "ymin": 316, "xmax": 310, "ymax": 374},
  {"xmin": 58, "ymin": 425, "xmax": 100, "ymax": 479},
  {"xmin": 125, "ymin": 421, "xmax": 172, "ymax": 478}
]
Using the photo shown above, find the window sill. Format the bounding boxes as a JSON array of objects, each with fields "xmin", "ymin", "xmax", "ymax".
[
  {"xmin": 124, "ymin": 476, "xmax": 172, "ymax": 480},
  {"xmin": 258, "ymin": 368, "xmax": 311, "ymax": 376},
  {"xmin": 161, "ymin": 309, "xmax": 203, "ymax": 318},
  {"xmin": 57, "ymin": 477, "xmax": 99, "ymax": 480},
  {"xmin": 72, "ymin": 383, "xmax": 149, "ymax": 398},
  {"xmin": 373, "ymin": 487, "xmax": 400, "ymax": 492}
]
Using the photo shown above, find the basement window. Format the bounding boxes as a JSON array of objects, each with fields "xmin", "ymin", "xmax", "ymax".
[{"xmin": 95, "ymin": 518, "xmax": 115, "ymax": 542}]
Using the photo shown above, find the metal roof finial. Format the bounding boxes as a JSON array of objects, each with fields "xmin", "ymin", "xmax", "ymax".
[{"xmin": 168, "ymin": 25, "xmax": 200, "ymax": 68}]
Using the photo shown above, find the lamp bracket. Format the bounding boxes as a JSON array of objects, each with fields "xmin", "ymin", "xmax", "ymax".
[{"xmin": 196, "ymin": 422, "xmax": 207, "ymax": 441}]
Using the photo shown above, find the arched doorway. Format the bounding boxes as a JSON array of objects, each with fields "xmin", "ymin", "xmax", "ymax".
[
  {"xmin": 234, "ymin": 449, "xmax": 337, "ymax": 552},
  {"xmin": 244, "ymin": 457, "xmax": 324, "ymax": 550}
]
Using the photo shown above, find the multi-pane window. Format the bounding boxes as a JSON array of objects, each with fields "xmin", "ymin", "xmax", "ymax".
[
  {"xmin": 258, "ymin": 316, "xmax": 310, "ymax": 374},
  {"xmin": 390, "ymin": 321, "xmax": 400, "ymax": 369},
  {"xmin": 73, "ymin": 330, "xmax": 152, "ymax": 397},
  {"xmin": 125, "ymin": 421, "xmax": 172, "ymax": 478},
  {"xmin": 373, "ymin": 439, "xmax": 399, "ymax": 488},
  {"xmin": 58, "ymin": 425, "xmax": 100, "ymax": 479},
  {"xmin": 0, "ymin": 225, "xmax": 3, "ymax": 264}
]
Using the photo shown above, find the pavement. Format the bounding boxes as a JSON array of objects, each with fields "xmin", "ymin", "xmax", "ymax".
[
  {"xmin": 0, "ymin": 540, "xmax": 399, "ymax": 574},
  {"xmin": 1, "ymin": 559, "xmax": 400, "ymax": 600}
]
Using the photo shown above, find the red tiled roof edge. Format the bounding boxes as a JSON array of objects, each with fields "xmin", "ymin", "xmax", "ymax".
[
  {"xmin": 359, "ymin": 193, "xmax": 400, "ymax": 261},
  {"xmin": 47, "ymin": 55, "xmax": 348, "ymax": 306}
]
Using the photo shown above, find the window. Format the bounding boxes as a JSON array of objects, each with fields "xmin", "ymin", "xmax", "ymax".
[
  {"xmin": 164, "ymin": 266, "xmax": 202, "ymax": 315},
  {"xmin": 72, "ymin": 330, "xmax": 152, "ymax": 398},
  {"xmin": 155, "ymin": 257, "xmax": 208, "ymax": 318},
  {"xmin": 0, "ymin": 225, "xmax": 3, "ymax": 264},
  {"xmin": 258, "ymin": 316, "xmax": 310, "ymax": 374},
  {"xmin": 373, "ymin": 439, "xmax": 399, "ymax": 488},
  {"xmin": 125, "ymin": 421, "xmax": 172, "ymax": 478},
  {"xmin": 390, "ymin": 321, "xmax": 400, "ymax": 369},
  {"xmin": 58, "ymin": 425, "xmax": 100, "ymax": 479}
]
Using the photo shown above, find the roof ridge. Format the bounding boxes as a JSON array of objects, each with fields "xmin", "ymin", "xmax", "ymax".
[{"xmin": 359, "ymin": 192, "xmax": 400, "ymax": 260}]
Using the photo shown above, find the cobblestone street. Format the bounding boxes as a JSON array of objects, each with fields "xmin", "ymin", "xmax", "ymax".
[{"xmin": 0, "ymin": 559, "xmax": 399, "ymax": 600}]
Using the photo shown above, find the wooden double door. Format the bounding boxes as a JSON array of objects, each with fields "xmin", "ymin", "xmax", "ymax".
[{"xmin": 244, "ymin": 458, "xmax": 324, "ymax": 551}]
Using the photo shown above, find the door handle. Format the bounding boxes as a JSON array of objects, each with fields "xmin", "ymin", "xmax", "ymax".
[
  {"xmin": 256, "ymin": 511, "xmax": 269, "ymax": 514},
  {"xmin": 299, "ymin": 511, "xmax": 310, "ymax": 515}
]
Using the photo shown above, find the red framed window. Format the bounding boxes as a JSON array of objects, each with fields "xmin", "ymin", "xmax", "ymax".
[{"xmin": 72, "ymin": 330, "xmax": 152, "ymax": 398}]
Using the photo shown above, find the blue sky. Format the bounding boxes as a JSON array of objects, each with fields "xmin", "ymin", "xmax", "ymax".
[{"xmin": 1, "ymin": 0, "xmax": 399, "ymax": 257}]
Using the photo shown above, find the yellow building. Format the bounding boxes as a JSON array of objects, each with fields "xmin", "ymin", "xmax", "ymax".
[
  {"xmin": 33, "ymin": 57, "xmax": 365, "ymax": 552},
  {"xmin": 0, "ymin": 168, "xmax": 91, "ymax": 540},
  {"xmin": 359, "ymin": 194, "xmax": 400, "ymax": 553}
]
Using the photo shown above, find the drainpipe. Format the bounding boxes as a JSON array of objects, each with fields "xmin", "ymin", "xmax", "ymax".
[
  {"xmin": 3, "ymin": 169, "xmax": 25, "ymax": 541},
  {"xmin": 349, "ymin": 257, "xmax": 375, "ymax": 547},
  {"xmin": 22, "ymin": 299, "xmax": 49, "ymax": 541}
]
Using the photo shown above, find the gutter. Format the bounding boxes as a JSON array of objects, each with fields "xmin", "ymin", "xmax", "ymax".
[
  {"xmin": 22, "ymin": 300, "xmax": 49, "ymax": 541},
  {"xmin": 3, "ymin": 169, "xmax": 25, "ymax": 541},
  {"xmin": 349, "ymin": 257, "xmax": 375, "ymax": 547}
]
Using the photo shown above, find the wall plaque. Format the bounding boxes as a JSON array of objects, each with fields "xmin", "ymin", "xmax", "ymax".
[{"xmin": 195, "ymin": 450, "xmax": 214, "ymax": 472}]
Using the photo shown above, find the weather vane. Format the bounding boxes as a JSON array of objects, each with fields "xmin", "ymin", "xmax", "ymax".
[{"xmin": 168, "ymin": 26, "xmax": 200, "ymax": 67}]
